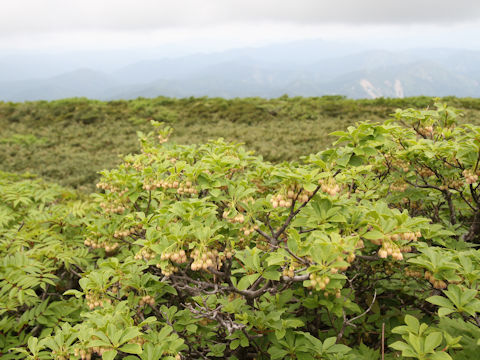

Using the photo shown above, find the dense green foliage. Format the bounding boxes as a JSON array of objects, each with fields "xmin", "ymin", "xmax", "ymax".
[
  {"xmin": 1, "ymin": 100, "xmax": 480, "ymax": 359},
  {"xmin": 2, "ymin": 96, "xmax": 480, "ymax": 191},
  {"xmin": 0, "ymin": 172, "xmax": 93, "ymax": 357}
]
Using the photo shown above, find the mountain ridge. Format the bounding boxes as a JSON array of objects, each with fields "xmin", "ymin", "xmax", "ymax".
[{"xmin": 1, "ymin": 41, "xmax": 480, "ymax": 101}]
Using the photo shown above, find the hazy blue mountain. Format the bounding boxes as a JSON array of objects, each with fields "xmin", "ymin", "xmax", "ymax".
[
  {"xmin": 321, "ymin": 61, "xmax": 480, "ymax": 99},
  {"xmin": 0, "ymin": 44, "xmax": 212, "ymax": 82},
  {"xmin": 0, "ymin": 69, "xmax": 119, "ymax": 102},
  {"xmin": 1, "ymin": 40, "xmax": 480, "ymax": 101},
  {"xmin": 0, "ymin": 54, "xmax": 77, "ymax": 82},
  {"xmin": 111, "ymin": 62, "xmax": 292, "ymax": 99},
  {"xmin": 111, "ymin": 38, "xmax": 362, "ymax": 84}
]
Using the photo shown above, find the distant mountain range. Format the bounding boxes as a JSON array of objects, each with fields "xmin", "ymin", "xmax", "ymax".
[{"xmin": 1, "ymin": 40, "xmax": 479, "ymax": 101}]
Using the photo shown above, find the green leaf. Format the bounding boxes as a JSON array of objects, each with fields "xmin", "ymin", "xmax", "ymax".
[
  {"xmin": 267, "ymin": 253, "xmax": 287, "ymax": 266},
  {"xmin": 287, "ymin": 236, "xmax": 298, "ymax": 253},
  {"xmin": 438, "ymin": 308, "xmax": 455, "ymax": 317},
  {"xmin": 240, "ymin": 334, "xmax": 249, "ymax": 347},
  {"xmin": 207, "ymin": 343, "xmax": 226, "ymax": 357},
  {"xmin": 349, "ymin": 155, "xmax": 364, "ymax": 166},
  {"xmin": 424, "ymin": 332, "xmax": 443, "ymax": 353},
  {"xmin": 322, "ymin": 337, "xmax": 336, "ymax": 350},
  {"xmin": 119, "ymin": 343, "xmax": 143, "ymax": 355},
  {"xmin": 336, "ymin": 153, "xmax": 352, "ymax": 167},
  {"xmin": 27, "ymin": 337, "xmax": 39, "ymax": 354},
  {"xmin": 119, "ymin": 327, "xmax": 141, "ymax": 345},
  {"xmin": 427, "ymin": 296, "xmax": 454, "ymax": 309},
  {"xmin": 430, "ymin": 352, "xmax": 452, "ymax": 360},
  {"xmin": 237, "ymin": 273, "xmax": 260, "ymax": 291},
  {"xmin": 102, "ymin": 350, "xmax": 118, "ymax": 360},
  {"xmin": 230, "ymin": 339, "xmax": 240, "ymax": 350},
  {"xmin": 89, "ymin": 340, "xmax": 114, "ymax": 348},
  {"xmin": 362, "ymin": 230, "xmax": 384, "ymax": 241},
  {"xmin": 92, "ymin": 331, "xmax": 112, "ymax": 345},
  {"xmin": 186, "ymin": 324, "xmax": 197, "ymax": 333},
  {"xmin": 389, "ymin": 341, "xmax": 416, "ymax": 357},
  {"xmin": 268, "ymin": 346, "xmax": 289, "ymax": 359},
  {"xmin": 408, "ymin": 333, "xmax": 422, "ymax": 354},
  {"xmin": 63, "ymin": 289, "xmax": 84, "ymax": 298},
  {"xmin": 389, "ymin": 341, "xmax": 410, "ymax": 352},
  {"xmin": 263, "ymin": 269, "xmax": 281, "ymax": 281},
  {"xmin": 275, "ymin": 328, "xmax": 286, "ymax": 340},
  {"xmin": 404, "ymin": 315, "xmax": 420, "ymax": 333}
]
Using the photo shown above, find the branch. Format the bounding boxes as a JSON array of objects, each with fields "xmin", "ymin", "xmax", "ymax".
[
  {"xmin": 405, "ymin": 178, "xmax": 457, "ymax": 224},
  {"xmin": 282, "ymin": 243, "xmax": 310, "ymax": 265},
  {"xmin": 184, "ymin": 300, "xmax": 246, "ymax": 336},
  {"xmin": 356, "ymin": 255, "xmax": 379, "ymax": 261},
  {"xmin": 274, "ymin": 184, "xmax": 322, "ymax": 239},
  {"xmin": 67, "ymin": 264, "xmax": 84, "ymax": 278},
  {"xmin": 265, "ymin": 213, "xmax": 275, "ymax": 239},
  {"xmin": 471, "ymin": 183, "xmax": 479, "ymax": 205},
  {"xmin": 146, "ymin": 190, "xmax": 152, "ymax": 214},
  {"xmin": 255, "ymin": 228, "xmax": 276, "ymax": 244},
  {"xmin": 299, "ymin": 228, "xmax": 318, "ymax": 234},
  {"xmin": 381, "ymin": 322, "xmax": 385, "ymax": 360},
  {"xmin": 457, "ymin": 190, "xmax": 478, "ymax": 212},
  {"xmin": 230, "ymin": 280, "xmax": 272, "ymax": 299},
  {"xmin": 336, "ymin": 290, "xmax": 377, "ymax": 343},
  {"xmin": 281, "ymin": 273, "xmax": 309, "ymax": 282},
  {"xmin": 347, "ymin": 290, "xmax": 377, "ymax": 324},
  {"xmin": 444, "ymin": 191, "xmax": 457, "ymax": 225},
  {"xmin": 474, "ymin": 150, "xmax": 480, "ymax": 173},
  {"xmin": 207, "ymin": 266, "xmax": 227, "ymax": 278},
  {"xmin": 404, "ymin": 178, "xmax": 442, "ymax": 191}
]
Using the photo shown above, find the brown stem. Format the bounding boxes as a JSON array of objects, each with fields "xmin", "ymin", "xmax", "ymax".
[
  {"xmin": 255, "ymin": 228, "xmax": 276, "ymax": 244},
  {"xmin": 381, "ymin": 322, "xmax": 385, "ymax": 360},
  {"xmin": 274, "ymin": 184, "xmax": 322, "ymax": 239},
  {"xmin": 146, "ymin": 190, "xmax": 152, "ymax": 213},
  {"xmin": 463, "ymin": 210, "xmax": 480, "ymax": 243},
  {"xmin": 444, "ymin": 191, "xmax": 457, "ymax": 225}
]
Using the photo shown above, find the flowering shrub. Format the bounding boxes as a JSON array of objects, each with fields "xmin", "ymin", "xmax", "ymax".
[{"xmin": 2, "ymin": 101, "xmax": 480, "ymax": 359}]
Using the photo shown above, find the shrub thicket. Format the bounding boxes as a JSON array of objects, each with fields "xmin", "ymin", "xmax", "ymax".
[{"xmin": 1, "ymin": 101, "xmax": 480, "ymax": 359}]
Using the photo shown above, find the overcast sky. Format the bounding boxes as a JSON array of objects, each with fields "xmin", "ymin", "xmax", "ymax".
[{"xmin": 1, "ymin": 1, "xmax": 480, "ymax": 52}]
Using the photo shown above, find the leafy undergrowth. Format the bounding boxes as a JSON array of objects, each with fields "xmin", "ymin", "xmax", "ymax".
[{"xmin": 1, "ymin": 102, "xmax": 480, "ymax": 359}]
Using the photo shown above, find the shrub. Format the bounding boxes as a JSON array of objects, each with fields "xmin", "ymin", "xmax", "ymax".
[
  {"xmin": 2, "ymin": 101, "xmax": 480, "ymax": 359},
  {"xmin": 0, "ymin": 172, "xmax": 93, "ymax": 357}
]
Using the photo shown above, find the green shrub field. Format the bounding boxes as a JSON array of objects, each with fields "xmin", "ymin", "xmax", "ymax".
[
  {"xmin": 1, "ymin": 98, "xmax": 480, "ymax": 359},
  {"xmin": 2, "ymin": 96, "xmax": 480, "ymax": 192}
]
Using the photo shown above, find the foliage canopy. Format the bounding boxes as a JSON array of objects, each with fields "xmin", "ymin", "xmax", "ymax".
[{"xmin": 1, "ymin": 100, "xmax": 480, "ymax": 359}]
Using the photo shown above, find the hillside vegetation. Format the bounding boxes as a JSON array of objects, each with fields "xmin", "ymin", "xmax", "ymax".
[
  {"xmin": 1, "ymin": 101, "xmax": 480, "ymax": 359},
  {"xmin": 2, "ymin": 95, "xmax": 480, "ymax": 191}
]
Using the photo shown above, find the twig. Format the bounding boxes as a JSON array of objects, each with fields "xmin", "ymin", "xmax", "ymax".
[
  {"xmin": 381, "ymin": 322, "xmax": 385, "ymax": 360},
  {"xmin": 357, "ymin": 255, "xmax": 379, "ymax": 261},
  {"xmin": 336, "ymin": 290, "xmax": 378, "ymax": 343},
  {"xmin": 255, "ymin": 228, "xmax": 276, "ymax": 244},
  {"xmin": 347, "ymin": 290, "xmax": 377, "ymax": 324},
  {"xmin": 265, "ymin": 213, "xmax": 275, "ymax": 239},
  {"xmin": 146, "ymin": 190, "xmax": 152, "ymax": 213},
  {"xmin": 281, "ymin": 273, "xmax": 310, "ymax": 282},
  {"xmin": 274, "ymin": 184, "xmax": 322, "ymax": 239}
]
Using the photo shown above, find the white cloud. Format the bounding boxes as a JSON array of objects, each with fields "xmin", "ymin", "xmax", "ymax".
[
  {"xmin": 1, "ymin": 1, "xmax": 479, "ymax": 52},
  {"xmin": 1, "ymin": 21, "xmax": 480, "ymax": 54},
  {"xmin": 2, "ymin": 0, "xmax": 480, "ymax": 36}
]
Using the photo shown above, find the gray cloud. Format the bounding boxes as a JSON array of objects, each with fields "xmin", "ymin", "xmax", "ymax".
[{"xmin": 2, "ymin": 0, "xmax": 480, "ymax": 35}]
